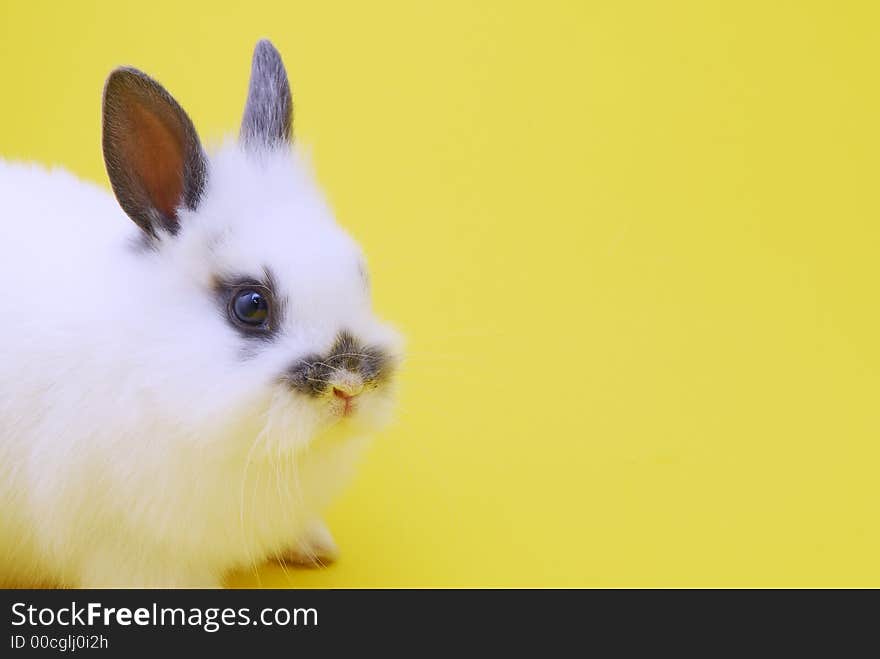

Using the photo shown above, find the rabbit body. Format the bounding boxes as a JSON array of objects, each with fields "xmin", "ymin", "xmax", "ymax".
[{"xmin": 0, "ymin": 43, "xmax": 399, "ymax": 587}]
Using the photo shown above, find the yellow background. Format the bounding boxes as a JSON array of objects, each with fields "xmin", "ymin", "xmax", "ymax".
[{"xmin": 1, "ymin": 1, "xmax": 878, "ymax": 587}]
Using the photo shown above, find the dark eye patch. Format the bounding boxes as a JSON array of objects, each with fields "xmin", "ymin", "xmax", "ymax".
[{"xmin": 213, "ymin": 268, "xmax": 285, "ymax": 340}]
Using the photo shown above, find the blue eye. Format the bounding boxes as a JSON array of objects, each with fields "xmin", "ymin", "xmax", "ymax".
[{"xmin": 232, "ymin": 290, "xmax": 269, "ymax": 326}]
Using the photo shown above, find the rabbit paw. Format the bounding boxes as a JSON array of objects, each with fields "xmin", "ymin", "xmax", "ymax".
[{"xmin": 274, "ymin": 520, "xmax": 339, "ymax": 568}]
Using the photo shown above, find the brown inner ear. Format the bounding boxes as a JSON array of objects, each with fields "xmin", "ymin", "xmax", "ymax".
[{"xmin": 124, "ymin": 102, "xmax": 186, "ymax": 221}]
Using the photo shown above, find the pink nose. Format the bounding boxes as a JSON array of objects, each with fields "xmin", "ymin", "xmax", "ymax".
[{"xmin": 333, "ymin": 387, "xmax": 356, "ymax": 401}]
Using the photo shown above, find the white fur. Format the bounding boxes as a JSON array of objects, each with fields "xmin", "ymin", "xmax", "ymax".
[{"xmin": 0, "ymin": 146, "xmax": 401, "ymax": 587}]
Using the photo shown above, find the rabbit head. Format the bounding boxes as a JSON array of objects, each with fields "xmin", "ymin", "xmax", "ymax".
[{"xmin": 100, "ymin": 40, "xmax": 401, "ymax": 456}]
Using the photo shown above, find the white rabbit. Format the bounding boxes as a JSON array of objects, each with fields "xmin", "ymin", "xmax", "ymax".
[{"xmin": 0, "ymin": 40, "xmax": 401, "ymax": 587}]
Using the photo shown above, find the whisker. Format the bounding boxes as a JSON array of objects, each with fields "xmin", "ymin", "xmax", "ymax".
[{"xmin": 239, "ymin": 426, "xmax": 264, "ymax": 588}]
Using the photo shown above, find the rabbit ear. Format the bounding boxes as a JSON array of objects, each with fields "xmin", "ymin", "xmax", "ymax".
[
  {"xmin": 240, "ymin": 39, "xmax": 293, "ymax": 149},
  {"xmin": 102, "ymin": 67, "xmax": 207, "ymax": 237}
]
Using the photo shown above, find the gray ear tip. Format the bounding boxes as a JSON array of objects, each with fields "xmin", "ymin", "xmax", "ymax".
[
  {"xmin": 252, "ymin": 41, "xmax": 284, "ymax": 79},
  {"xmin": 241, "ymin": 39, "xmax": 293, "ymax": 147},
  {"xmin": 251, "ymin": 40, "xmax": 288, "ymax": 84},
  {"xmin": 253, "ymin": 39, "xmax": 282, "ymax": 61}
]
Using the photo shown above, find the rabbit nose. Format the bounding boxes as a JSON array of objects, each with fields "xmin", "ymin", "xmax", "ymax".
[
  {"xmin": 330, "ymin": 374, "xmax": 364, "ymax": 399},
  {"xmin": 333, "ymin": 387, "xmax": 354, "ymax": 400}
]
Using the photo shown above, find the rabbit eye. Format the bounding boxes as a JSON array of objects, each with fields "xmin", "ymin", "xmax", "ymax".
[
  {"xmin": 232, "ymin": 290, "xmax": 269, "ymax": 326},
  {"xmin": 216, "ymin": 272, "xmax": 282, "ymax": 341}
]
